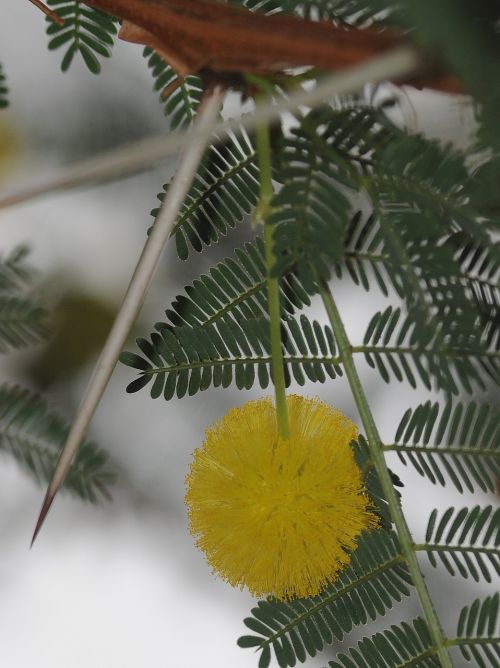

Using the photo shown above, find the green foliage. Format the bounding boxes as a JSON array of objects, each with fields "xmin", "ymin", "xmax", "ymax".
[
  {"xmin": 399, "ymin": 0, "xmax": 500, "ymax": 150},
  {"xmin": 238, "ymin": 529, "xmax": 411, "ymax": 668},
  {"xmin": 0, "ymin": 247, "xmax": 114, "ymax": 502},
  {"xmin": 392, "ymin": 400, "xmax": 500, "ymax": 493},
  {"xmin": 328, "ymin": 617, "xmax": 439, "ymax": 667},
  {"xmin": 423, "ymin": 506, "xmax": 499, "ymax": 583},
  {"xmin": 362, "ymin": 306, "xmax": 499, "ymax": 394},
  {"xmin": 235, "ymin": 0, "xmax": 397, "ymax": 25},
  {"xmin": 142, "ymin": 47, "xmax": 202, "ymax": 130},
  {"xmin": 161, "ymin": 237, "xmax": 311, "ymax": 328},
  {"xmin": 0, "ymin": 246, "xmax": 35, "ymax": 292},
  {"xmin": 0, "ymin": 384, "xmax": 114, "ymax": 501},
  {"xmin": 0, "ymin": 62, "xmax": 8, "ymax": 108},
  {"xmin": 366, "ymin": 133, "xmax": 500, "ymax": 353},
  {"xmin": 269, "ymin": 107, "xmax": 396, "ymax": 290},
  {"xmin": 269, "ymin": 107, "xmax": 500, "ymax": 378},
  {"xmin": 269, "ymin": 114, "xmax": 354, "ymax": 290},
  {"xmin": 293, "ymin": 0, "xmax": 394, "ymax": 23},
  {"xmin": 456, "ymin": 594, "xmax": 500, "ymax": 667},
  {"xmin": 121, "ymin": 312, "xmax": 341, "ymax": 399},
  {"xmin": 0, "ymin": 295, "xmax": 48, "ymax": 352},
  {"xmin": 153, "ymin": 133, "xmax": 260, "ymax": 259},
  {"xmin": 231, "ymin": 0, "xmax": 296, "ymax": 15},
  {"xmin": 328, "ymin": 594, "xmax": 500, "ymax": 668},
  {"xmin": 120, "ymin": 235, "xmax": 342, "ymax": 397},
  {"xmin": 449, "ymin": 227, "xmax": 500, "ymax": 348},
  {"xmin": 0, "ymin": 247, "xmax": 48, "ymax": 352},
  {"xmin": 333, "ymin": 211, "xmax": 396, "ymax": 296},
  {"xmin": 45, "ymin": 0, "xmax": 117, "ymax": 73}
]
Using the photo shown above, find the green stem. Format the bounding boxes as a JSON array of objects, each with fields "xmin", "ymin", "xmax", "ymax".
[
  {"xmin": 318, "ymin": 276, "xmax": 453, "ymax": 668},
  {"xmin": 256, "ymin": 112, "xmax": 289, "ymax": 439},
  {"xmin": 415, "ymin": 543, "xmax": 498, "ymax": 557}
]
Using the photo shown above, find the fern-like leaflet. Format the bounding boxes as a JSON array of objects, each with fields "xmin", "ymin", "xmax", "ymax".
[
  {"xmin": 0, "ymin": 62, "xmax": 8, "ymax": 108},
  {"xmin": 152, "ymin": 132, "xmax": 260, "ymax": 259},
  {"xmin": 142, "ymin": 47, "xmax": 202, "ymax": 130},
  {"xmin": 238, "ymin": 529, "xmax": 411, "ymax": 668},
  {"xmin": 121, "ymin": 313, "xmax": 341, "ymax": 399},
  {"xmin": 0, "ymin": 247, "xmax": 48, "ymax": 352},
  {"xmin": 361, "ymin": 306, "xmax": 499, "ymax": 394},
  {"xmin": 328, "ymin": 617, "xmax": 440, "ymax": 668},
  {"xmin": 422, "ymin": 506, "xmax": 499, "ymax": 583},
  {"xmin": 328, "ymin": 593, "xmax": 500, "ymax": 667},
  {"xmin": 388, "ymin": 400, "xmax": 500, "ymax": 494},
  {"xmin": 455, "ymin": 594, "xmax": 499, "ymax": 667},
  {"xmin": 163, "ymin": 237, "xmax": 311, "ymax": 328},
  {"xmin": 45, "ymin": 0, "xmax": 117, "ymax": 73},
  {"xmin": 0, "ymin": 384, "xmax": 114, "ymax": 502}
]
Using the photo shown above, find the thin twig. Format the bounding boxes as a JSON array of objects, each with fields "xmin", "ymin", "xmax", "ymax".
[
  {"xmin": 28, "ymin": 0, "xmax": 65, "ymax": 25},
  {"xmin": 31, "ymin": 85, "xmax": 226, "ymax": 544},
  {"xmin": 0, "ymin": 46, "xmax": 420, "ymax": 211}
]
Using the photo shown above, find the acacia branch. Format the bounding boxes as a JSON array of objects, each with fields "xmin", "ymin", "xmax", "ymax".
[{"xmin": 0, "ymin": 46, "xmax": 420, "ymax": 210}]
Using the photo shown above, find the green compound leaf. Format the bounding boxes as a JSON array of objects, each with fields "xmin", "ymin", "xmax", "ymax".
[
  {"xmin": 152, "ymin": 132, "xmax": 259, "ymax": 260},
  {"xmin": 366, "ymin": 133, "xmax": 500, "ymax": 355},
  {"xmin": 0, "ymin": 62, "xmax": 8, "ymax": 109},
  {"xmin": 121, "ymin": 313, "xmax": 341, "ymax": 400},
  {"xmin": 238, "ymin": 530, "xmax": 410, "ymax": 668},
  {"xmin": 328, "ymin": 617, "xmax": 440, "ymax": 668},
  {"xmin": 455, "ymin": 594, "xmax": 500, "ymax": 667},
  {"xmin": 162, "ymin": 237, "xmax": 311, "ymax": 329},
  {"xmin": 143, "ymin": 47, "xmax": 202, "ymax": 130},
  {"xmin": 0, "ymin": 246, "xmax": 36, "ymax": 294},
  {"xmin": 0, "ymin": 247, "xmax": 48, "ymax": 352},
  {"xmin": 268, "ymin": 106, "xmax": 396, "ymax": 291},
  {"xmin": 423, "ymin": 506, "xmax": 499, "ymax": 583},
  {"xmin": 361, "ymin": 307, "xmax": 499, "ymax": 395},
  {"xmin": 45, "ymin": 1, "xmax": 117, "ymax": 73},
  {"xmin": 334, "ymin": 211, "xmax": 398, "ymax": 297},
  {"xmin": 232, "ymin": 0, "xmax": 402, "ymax": 29},
  {"xmin": 0, "ymin": 384, "xmax": 115, "ymax": 502},
  {"xmin": 391, "ymin": 400, "xmax": 500, "ymax": 494},
  {"xmin": 0, "ymin": 295, "xmax": 49, "ymax": 352}
]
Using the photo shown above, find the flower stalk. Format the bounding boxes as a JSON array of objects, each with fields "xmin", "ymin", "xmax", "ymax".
[{"xmin": 256, "ymin": 110, "xmax": 290, "ymax": 439}]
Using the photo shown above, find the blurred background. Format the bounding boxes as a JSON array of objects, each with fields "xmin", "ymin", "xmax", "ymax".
[{"xmin": 0, "ymin": 2, "xmax": 495, "ymax": 666}]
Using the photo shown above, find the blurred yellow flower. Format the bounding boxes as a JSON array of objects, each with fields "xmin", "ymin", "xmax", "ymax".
[
  {"xmin": 0, "ymin": 118, "xmax": 20, "ymax": 180},
  {"xmin": 185, "ymin": 395, "xmax": 378, "ymax": 600}
]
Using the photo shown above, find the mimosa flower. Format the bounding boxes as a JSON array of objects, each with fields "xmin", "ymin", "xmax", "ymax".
[{"xmin": 185, "ymin": 395, "xmax": 378, "ymax": 600}]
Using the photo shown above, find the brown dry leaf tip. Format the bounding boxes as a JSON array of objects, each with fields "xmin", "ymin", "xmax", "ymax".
[
  {"xmin": 81, "ymin": 0, "xmax": 463, "ymax": 94},
  {"xmin": 28, "ymin": 0, "xmax": 65, "ymax": 25}
]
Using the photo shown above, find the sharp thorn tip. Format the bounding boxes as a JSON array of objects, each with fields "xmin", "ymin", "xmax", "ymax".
[{"xmin": 31, "ymin": 491, "xmax": 55, "ymax": 547}]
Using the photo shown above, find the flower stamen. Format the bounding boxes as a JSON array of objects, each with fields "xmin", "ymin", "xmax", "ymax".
[{"xmin": 186, "ymin": 395, "xmax": 379, "ymax": 600}]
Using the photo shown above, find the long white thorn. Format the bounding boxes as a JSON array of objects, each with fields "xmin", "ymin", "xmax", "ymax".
[{"xmin": 31, "ymin": 84, "xmax": 225, "ymax": 544}]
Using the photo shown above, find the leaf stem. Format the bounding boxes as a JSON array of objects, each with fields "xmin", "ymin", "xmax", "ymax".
[
  {"xmin": 256, "ymin": 111, "xmax": 289, "ymax": 439},
  {"xmin": 318, "ymin": 276, "xmax": 453, "ymax": 668}
]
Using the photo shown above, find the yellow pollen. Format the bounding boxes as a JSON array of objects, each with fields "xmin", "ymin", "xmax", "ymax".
[{"xmin": 185, "ymin": 395, "xmax": 379, "ymax": 600}]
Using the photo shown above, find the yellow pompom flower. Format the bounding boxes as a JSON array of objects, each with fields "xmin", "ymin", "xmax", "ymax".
[{"xmin": 185, "ymin": 395, "xmax": 379, "ymax": 600}]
